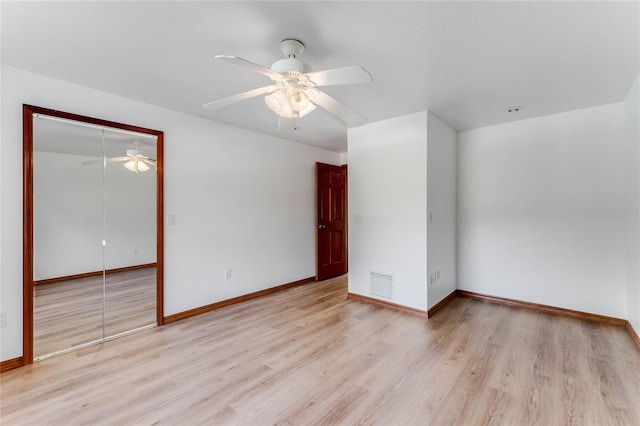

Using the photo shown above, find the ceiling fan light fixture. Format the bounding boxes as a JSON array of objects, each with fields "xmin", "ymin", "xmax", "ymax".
[
  {"xmin": 265, "ymin": 89, "xmax": 295, "ymax": 118},
  {"xmin": 289, "ymin": 90, "xmax": 310, "ymax": 111},
  {"xmin": 137, "ymin": 161, "xmax": 150, "ymax": 172},
  {"xmin": 266, "ymin": 87, "xmax": 317, "ymax": 119},
  {"xmin": 296, "ymin": 100, "xmax": 316, "ymax": 118},
  {"xmin": 124, "ymin": 158, "xmax": 149, "ymax": 173},
  {"xmin": 124, "ymin": 159, "xmax": 137, "ymax": 172}
]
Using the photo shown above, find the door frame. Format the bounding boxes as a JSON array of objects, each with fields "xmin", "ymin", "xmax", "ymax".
[{"xmin": 22, "ymin": 104, "xmax": 164, "ymax": 365}]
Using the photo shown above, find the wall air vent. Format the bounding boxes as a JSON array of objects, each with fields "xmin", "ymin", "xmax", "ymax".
[{"xmin": 370, "ymin": 271, "xmax": 394, "ymax": 299}]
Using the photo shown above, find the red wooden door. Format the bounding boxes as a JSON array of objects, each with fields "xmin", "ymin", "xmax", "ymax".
[{"xmin": 315, "ymin": 162, "xmax": 347, "ymax": 281}]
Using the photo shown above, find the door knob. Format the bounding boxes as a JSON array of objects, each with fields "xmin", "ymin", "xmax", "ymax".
[{"xmin": 317, "ymin": 224, "xmax": 325, "ymax": 229}]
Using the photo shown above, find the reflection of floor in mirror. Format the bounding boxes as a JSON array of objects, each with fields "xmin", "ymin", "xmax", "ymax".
[{"xmin": 33, "ymin": 267, "xmax": 156, "ymax": 358}]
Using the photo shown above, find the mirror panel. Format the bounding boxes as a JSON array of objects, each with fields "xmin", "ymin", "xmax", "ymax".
[
  {"xmin": 103, "ymin": 129, "xmax": 157, "ymax": 337},
  {"xmin": 32, "ymin": 117, "xmax": 105, "ymax": 357}
]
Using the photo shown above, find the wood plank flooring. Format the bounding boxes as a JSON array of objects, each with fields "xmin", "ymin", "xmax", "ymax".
[
  {"xmin": 33, "ymin": 267, "xmax": 156, "ymax": 358},
  {"xmin": 3, "ymin": 274, "xmax": 639, "ymax": 425}
]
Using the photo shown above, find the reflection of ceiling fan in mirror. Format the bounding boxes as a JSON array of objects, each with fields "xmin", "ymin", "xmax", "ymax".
[
  {"xmin": 202, "ymin": 39, "xmax": 373, "ymax": 131},
  {"xmin": 81, "ymin": 141, "xmax": 156, "ymax": 173}
]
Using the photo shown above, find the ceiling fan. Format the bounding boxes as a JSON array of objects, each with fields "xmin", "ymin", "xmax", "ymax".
[
  {"xmin": 202, "ymin": 39, "xmax": 373, "ymax": 129},
  {"xmin": 81, "ymin": 141, "xmax": 156, "ymax": 173}
]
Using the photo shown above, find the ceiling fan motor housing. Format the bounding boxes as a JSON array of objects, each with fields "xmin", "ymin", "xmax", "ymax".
[
  {"xmin": 271, "ymin": 39, "xmax": 310, "ymax": 75},
  {"xmin": 271, "ymin": 58, "xmax": 309, "ymax": 75}
]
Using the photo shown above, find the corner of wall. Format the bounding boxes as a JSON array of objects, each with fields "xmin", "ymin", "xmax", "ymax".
[
  {"xmin": 457, "ymin": 103, "xmax": 627, "ymax": 318},
  {"xmin": 624, "ymin": 73, "xmax": 640, "ymax": 332},
  {"xmin": 347, "ymin": 112, "xmax": 428, "ymax": 311},
  {"xmin": 426, "ymin": 112, "xmax": 457, "ymax": 310}
]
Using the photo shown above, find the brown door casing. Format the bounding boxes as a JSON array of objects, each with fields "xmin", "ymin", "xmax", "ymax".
[
  {"xmin": 22, "ymin": 104, "xmax": 164, "ymax": 366},
  {"xmin": 315, "ymin": 162, "xmax": 347, "ymax": 281}
]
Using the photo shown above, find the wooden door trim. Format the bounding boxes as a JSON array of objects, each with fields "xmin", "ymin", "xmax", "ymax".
[
  {"xmin": 22, "ymin": 104, "xmax": 164, "ymax": 366},
  {"xmin": 22, "ymin": 105, "xmax": 34, "ymax": 366},
  {"xmin": 156, "ymin": 131, "xmax": 164, "ymax": 326},
  {"xmin": 342, "ymin": 164, "xmax": 348, "ymax": 276}
]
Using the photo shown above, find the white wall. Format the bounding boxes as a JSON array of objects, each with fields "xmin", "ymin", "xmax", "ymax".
[
  {"xmin": 458, "ymin": 103, "xmax": 627, "ymax": 318},
  {"xmin": 0, "ymin": 65, "xmax": 339, "ymax": 361},
  {"xmin": 427, "ymin": 113, "xmax": 457, "ymax": 310},
  {"xmin": 33, "ymin": 151, "xmax": 157, "ymax": 280},
  {"xmin": 347, "ymin": 112, "xmax": 428, "ymax": 311},
  {"xmin": 104, "ymin": 156, "xmax": 157, "ymax": 270},
  {"xmin": 624, "ymin": 74, "xmax": 640, "ymax": 332},
  {"xmin": 33, "ymin": 151, "xmax": 104, "ymax": 279},
  {"xmin": 339, "ymin": 152, "xmax": 348, "ymax": 165}
]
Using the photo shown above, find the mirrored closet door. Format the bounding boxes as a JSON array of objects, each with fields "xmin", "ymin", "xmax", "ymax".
[{"xmin": 24, "ymin": 105, "xmax": 164, "ymax": 362}]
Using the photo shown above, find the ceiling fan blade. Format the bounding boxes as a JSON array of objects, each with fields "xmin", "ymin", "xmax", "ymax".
[
  {"xmin": 203, "ymin": 85, "xmax": 279, "ymax": 109},
  {"xmin": 305, "ymin": 66, "xmax": 372, "ymax": 87},
  {"xmin": 141, "ymin": 158, "xmax": 157, "ymax": 167},
  {"xmin": 311, "ymin": 90, "xmax": 368, "ymax": 127},
  {"xmin": 277, "ymin": 117, "xmax": 295, "ymax": 133},
  {"xmin": 83, "ymin": 157, "xmax": 130, "ymax": 165},
  {"xmin": 215, "ymin": 56, "xmax": 283, "ymax": 81}
]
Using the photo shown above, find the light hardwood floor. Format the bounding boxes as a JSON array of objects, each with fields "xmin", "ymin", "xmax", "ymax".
[
  {"xmin": 34, "ymin": 267, "xmax": 156, "ymax": 358},
  {"xmin": 3, "ymin": 275, "xmax": 639, "ymax": 425}
]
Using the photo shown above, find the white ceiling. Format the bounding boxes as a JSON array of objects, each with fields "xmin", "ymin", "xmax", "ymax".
[{"xmin": 2, "ymin": 1, "xmax": 638, "ymax": 152}]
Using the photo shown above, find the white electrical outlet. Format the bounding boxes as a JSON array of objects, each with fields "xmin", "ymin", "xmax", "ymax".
[
  {"xmin": 0, "ymin": 312, "xmax": 6, "ymax": 328},
  {"xmin": 225, "ymin": 269, "xmax": 231, "ymax": 280},
  {"xmin": 167, "ymin": 214, "xmax": 176, "ymax": 226}
]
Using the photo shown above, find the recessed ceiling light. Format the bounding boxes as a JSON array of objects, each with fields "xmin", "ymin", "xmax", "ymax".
[{"xmin": 506, "ymin": 106, "xmax": 523, "ymax": 113}]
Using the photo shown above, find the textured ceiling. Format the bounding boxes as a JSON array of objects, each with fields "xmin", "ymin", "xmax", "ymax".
[{"xmin": 2, "ymin": 1, "xmax": 638, "ymax": 152}]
